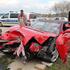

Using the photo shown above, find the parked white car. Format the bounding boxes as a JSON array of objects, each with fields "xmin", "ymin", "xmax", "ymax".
[
  {"xmin": 0, "ymin": 12, "xmax": 18, "ymax": 26},
  {"xmin": 54, "ymin": 17, "xmax": 68, "ymax": 21}
]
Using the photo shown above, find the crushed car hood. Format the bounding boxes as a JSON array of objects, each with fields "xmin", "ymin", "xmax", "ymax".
[{"xmin": 8, "ymin": 25, "xmax": 57, "ymax": 45}]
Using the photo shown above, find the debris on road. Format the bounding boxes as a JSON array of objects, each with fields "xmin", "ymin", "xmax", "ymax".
[
  {"xmin": 42, "ymin": 62, "xmax": 53, "ymax": 67},
  {"xmin": 35, "ymin": 64, "xmax": 46, "ymax": 70}
]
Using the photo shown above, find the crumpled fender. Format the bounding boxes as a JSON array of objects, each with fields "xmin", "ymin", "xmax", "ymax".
[{"xmin": 56, "ymin": 29, "xmax": 70, "ymax": 63}]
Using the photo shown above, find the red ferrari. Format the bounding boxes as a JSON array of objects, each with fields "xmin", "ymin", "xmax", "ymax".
[{"xmin": 0, "ymin": 22, "xmax": 59, "ymax": 63}]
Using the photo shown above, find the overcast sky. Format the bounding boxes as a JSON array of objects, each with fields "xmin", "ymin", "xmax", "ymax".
[{"xmin": 0, "ymin": 0, "xmax": 70, "ymax": 13}]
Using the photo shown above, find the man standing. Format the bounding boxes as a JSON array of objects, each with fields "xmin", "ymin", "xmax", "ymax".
[{"xmin": 18, "ymin": 10, "xmax": 27, "ymax": 27}]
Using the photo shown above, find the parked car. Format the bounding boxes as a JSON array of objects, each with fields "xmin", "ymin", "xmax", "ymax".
[
  {"xmin": 54, "ymin": 17, "xmax": 67, "ymax": 21},
  {"xmin": 0, "ymin": 12, "xmax": 18, "ymax": 26}
]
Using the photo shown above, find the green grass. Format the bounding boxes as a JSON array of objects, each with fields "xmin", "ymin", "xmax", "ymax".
[
  {"xmin": 0, "ymin": 55, "xmax": 14, "ymax": 70},
  {"xmin": 46, "ymin": 58, "xmax": 70, "ymax": 70}
]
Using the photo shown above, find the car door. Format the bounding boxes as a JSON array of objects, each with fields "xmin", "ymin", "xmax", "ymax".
[{"xmin": 9, "ymin": 13, "xmax": 18, "ymax": 24}]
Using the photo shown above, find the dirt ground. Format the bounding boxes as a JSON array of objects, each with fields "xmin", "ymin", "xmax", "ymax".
[
  {"xmin": 0, "ymin": 55, "xmax": 70, "ymax": 70},
  {"xmin": 8, "ymin": 59, "xmax": 41, "ymax": 70}
]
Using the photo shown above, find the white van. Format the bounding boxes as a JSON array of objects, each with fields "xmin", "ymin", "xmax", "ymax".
[{"xmin": 0, "ymin": 12, "xmax": 18, "ymax": 26}]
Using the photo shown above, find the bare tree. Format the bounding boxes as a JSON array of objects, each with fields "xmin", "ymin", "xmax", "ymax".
[{"xmin": 53, "ymin": 1, "xmax": 70, "ymax": 17}]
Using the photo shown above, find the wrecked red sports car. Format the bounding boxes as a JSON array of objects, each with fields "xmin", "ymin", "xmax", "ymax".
[
  {"xmin": 0, "ymin": 22, "xmax": 59, "ymax": 63},
  {"xmin": 0, "ymin": 12, "xmax": 70, "ymax": 63}
]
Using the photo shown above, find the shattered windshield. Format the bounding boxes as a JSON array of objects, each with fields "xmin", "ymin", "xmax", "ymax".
[{"xmin": 31, "ymin": 21, "xmax": 60, "ymax": 34}]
